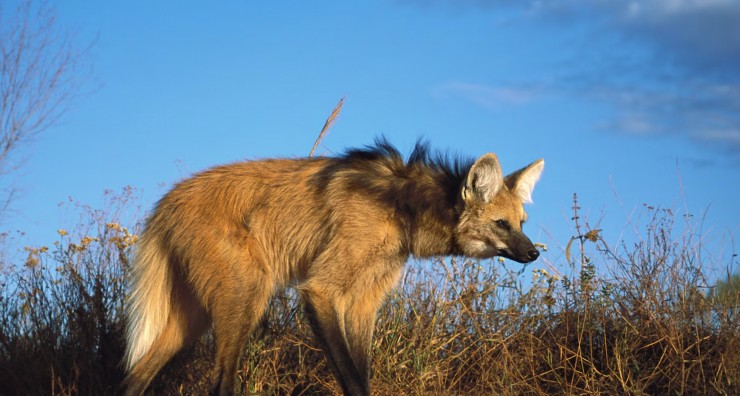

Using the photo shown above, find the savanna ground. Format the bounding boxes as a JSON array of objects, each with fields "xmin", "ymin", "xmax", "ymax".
[{"xmin": 0, "ymin": 187, "xmax": 737, "ymax": 395}]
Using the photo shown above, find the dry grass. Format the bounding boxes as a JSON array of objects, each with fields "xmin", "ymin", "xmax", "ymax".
[
  {"xmin": 0, "ymin": 190, "xmax": 737, "ymax": 395},
  {"xmin": 309, "ymin": 97, "xmax": 344, "ymax": 158}
]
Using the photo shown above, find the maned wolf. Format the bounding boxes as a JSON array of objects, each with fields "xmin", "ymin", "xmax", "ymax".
[{"xmin": 123, "ymin": 139, "xmax": 544, "ymax": 396}]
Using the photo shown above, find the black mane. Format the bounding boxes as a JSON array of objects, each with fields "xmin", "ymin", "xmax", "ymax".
[{"xmin": 339, "ymin": 136, "xmax": 474, "ymax": 182}]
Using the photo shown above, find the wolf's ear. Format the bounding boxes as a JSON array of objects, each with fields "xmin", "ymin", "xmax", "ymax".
[
  {"xmin": 504, "ymin": 159, "xmax": 544, "ymax": 204},
  {"xmin": 462, "ymin": 153, "xmax": 504, "ymax": 204}
]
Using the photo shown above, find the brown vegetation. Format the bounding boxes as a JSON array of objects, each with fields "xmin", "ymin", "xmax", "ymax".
[{"xmin": 0, "ymin": 189, "xmax": 737, "ymax": 395}]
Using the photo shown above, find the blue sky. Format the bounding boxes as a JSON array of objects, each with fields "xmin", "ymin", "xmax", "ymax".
[{"xmin": 4, "ymin": 1, "xmax": 739, "ymax": 279}]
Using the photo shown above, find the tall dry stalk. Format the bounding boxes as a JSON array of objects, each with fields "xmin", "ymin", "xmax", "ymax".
[{"xmin": 309, "ymin": 97, "xmax": 344, "ymax": 158}]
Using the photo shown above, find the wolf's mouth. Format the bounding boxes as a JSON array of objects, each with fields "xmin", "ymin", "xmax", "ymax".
[{"xmin": 498, "ymin": 248, "xmax": 535, "ymax": 264}]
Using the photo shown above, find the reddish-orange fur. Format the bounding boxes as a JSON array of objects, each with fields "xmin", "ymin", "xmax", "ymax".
[{"xmin": 123, "ymin": 139, "xmax": 544, "ymax": 395}]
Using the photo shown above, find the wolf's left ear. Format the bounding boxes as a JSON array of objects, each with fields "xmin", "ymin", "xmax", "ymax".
[{"xmin": 504, "ymin": 159, "xmax": 544, "ymax": 204}]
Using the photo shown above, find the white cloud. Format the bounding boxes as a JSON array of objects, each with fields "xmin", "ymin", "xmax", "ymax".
[
  {"xmin": 624, "ymin": 0, "xmax": 734, "ymax": 16},
  {"xmin": 543, "ymin": 0, "xmax": 740, "ymax": 76},
  {"xmin": 433, "ymin": 82, "xmax": 542, "ymax": 109},
  {"xmin": 693, "ymin": 129, "xmax": 740, "ymax": 152},
  {"xmin": 409, "ymin": 0, "xmax": 740, "ymax": 156},
  {"xmin": 603, "ymin": 114, "xmax": 663, "ymax": 136}
]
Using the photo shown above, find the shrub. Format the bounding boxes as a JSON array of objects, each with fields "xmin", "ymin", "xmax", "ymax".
[{"xmin": 0, "ymin": 192, "xmax": 737, "ymax": 395}]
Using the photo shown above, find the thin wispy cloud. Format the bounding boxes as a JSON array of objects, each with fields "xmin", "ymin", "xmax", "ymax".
[
  {"xmin": 540, "ymin": 0, "xmax": 740, "ymax": 77},
  {"xmin": 432, "ymin": 82, "xmax": 542, "ymax": 109},
  {"xmin": 693, "ymin": 129, "xmax": 740, "ymax": 153},
  {"xmin": 407, "ymin": 0, "xmax": 740, "ymax": 158}
]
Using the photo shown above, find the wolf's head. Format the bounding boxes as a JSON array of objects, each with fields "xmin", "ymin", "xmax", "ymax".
[{"xmin": 455, "ymin": 154, "xmax": 544, "ymax": 263}]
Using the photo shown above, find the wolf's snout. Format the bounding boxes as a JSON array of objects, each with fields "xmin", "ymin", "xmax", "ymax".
[{"xmin": 526, "ymin": 249, "xmax": 539, "ymax": 262}]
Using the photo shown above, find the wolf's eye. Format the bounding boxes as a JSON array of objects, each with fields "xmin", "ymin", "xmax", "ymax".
[{"xmin": 495, "ymin": 219, "xmax": 511, "ymax": 230}]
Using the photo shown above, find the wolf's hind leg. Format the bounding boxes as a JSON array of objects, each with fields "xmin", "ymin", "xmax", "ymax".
[{"xmin": 208, "ymin": 262, "xmax": 276, "ymax": 396}]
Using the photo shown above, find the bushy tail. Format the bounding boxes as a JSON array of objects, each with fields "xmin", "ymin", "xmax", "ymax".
[{"xmin": 124, "ymin": 232, "xmax": 172, "ymax": 370}]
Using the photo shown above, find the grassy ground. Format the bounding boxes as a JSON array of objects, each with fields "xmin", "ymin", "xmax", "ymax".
[{"xmin": 0, "ymin": 190, "xmax": 737, "ymax": 395}]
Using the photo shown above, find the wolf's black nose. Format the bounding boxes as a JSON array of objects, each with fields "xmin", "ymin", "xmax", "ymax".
[{"xmin": 527, "ymin": 249, "xmax": 540, "ymax": 261}]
